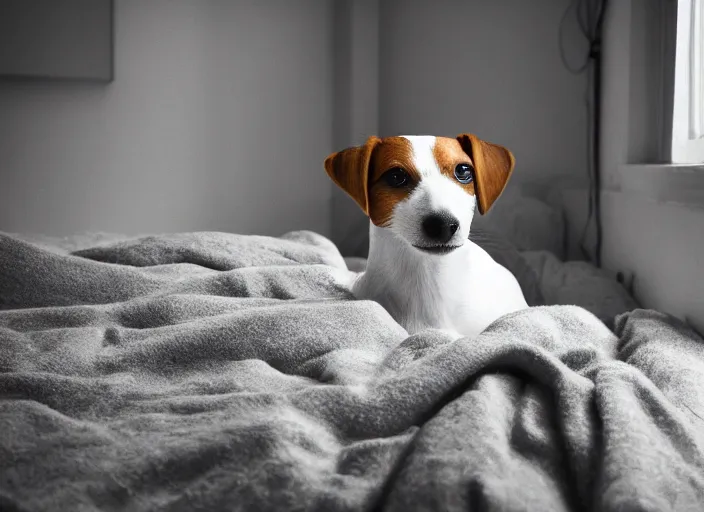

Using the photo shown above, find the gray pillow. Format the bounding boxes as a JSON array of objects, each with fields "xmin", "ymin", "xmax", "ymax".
[
  {"xmin": 521, "ymin": 250, "xmax": 639, "ymax": 325},
  {"xmin": 472, "ymin": 192, "xmax": 567, "ymax": 260}
]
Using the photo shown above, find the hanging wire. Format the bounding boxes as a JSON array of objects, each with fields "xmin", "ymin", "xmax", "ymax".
[
  {"xmin": 558, "ymin": 0, "xmax": 608, "ymax": 267},
  {"xmin": 578, "ymin": 62, "xmax": 595, "ymax": 259},
  {"xmin": 559, "ymin": 0, "xmax": 591, "ymax": 74},
  {"xmin": 592, "ymin": 0, "xmax": 609, "ymax": 268}
]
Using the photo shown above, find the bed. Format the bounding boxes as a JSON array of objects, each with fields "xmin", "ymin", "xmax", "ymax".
[{"xmin": 2, "ymin": 191, "xmax": 704, "ymax": 511}]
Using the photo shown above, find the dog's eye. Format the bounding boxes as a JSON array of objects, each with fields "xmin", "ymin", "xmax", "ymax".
[
  {"xmin": 454, "ymin": 163, "xmax": 474, "ymax": 184},
  {"xmin": 383, "ymin": 167, "xmax": 410, "ymax": 188}
]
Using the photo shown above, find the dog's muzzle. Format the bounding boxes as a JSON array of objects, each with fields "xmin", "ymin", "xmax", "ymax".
[
  {"xmin": 412, "ymin": 212, "xmax": 463, "ymax": 255},
  {"xmin": 421, "ymin": 212, "xmax": 459, "ymax": 244}
]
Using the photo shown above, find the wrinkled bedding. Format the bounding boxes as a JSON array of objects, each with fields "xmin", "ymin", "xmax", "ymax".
[{"xmin": 2, "ymin": 230, "xmax": 704, "ymax": 511}]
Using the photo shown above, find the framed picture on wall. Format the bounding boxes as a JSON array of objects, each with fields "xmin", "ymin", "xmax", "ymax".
[{"xmin": 0, "ymin": 0, "xmax": 114, "ymax": 82}]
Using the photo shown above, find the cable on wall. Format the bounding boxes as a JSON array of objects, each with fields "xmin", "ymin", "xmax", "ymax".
[{"xmin": 559, "ymin": 0, "xmax": 609, "ymax": 268}]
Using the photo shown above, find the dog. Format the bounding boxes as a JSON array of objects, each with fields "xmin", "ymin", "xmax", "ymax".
[{"xmin": 324, "ymin": 134, "xmax": 528, "ymax": 339}]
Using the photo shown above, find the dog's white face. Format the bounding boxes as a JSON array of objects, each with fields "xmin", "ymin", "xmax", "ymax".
[
  {"xmin": 325, "ymin": 133, "xmax": 515, "ymax": 256},
  {"xmin": 378, "ymin": 136, "xmax": 476, "ymax": 255}
]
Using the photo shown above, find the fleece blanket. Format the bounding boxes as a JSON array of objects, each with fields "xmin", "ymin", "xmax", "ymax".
[{"xmin": 1, "ymin": 231, "xmax": 704, "ymax": 512}]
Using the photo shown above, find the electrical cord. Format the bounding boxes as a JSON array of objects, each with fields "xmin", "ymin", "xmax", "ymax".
[
  {"xmin": 592, "ymin": 0, "xmax": 608, "ymax": 268},
  {"xmin": 559, "ymin": 0, "xmax": 609, "ymax": 267},
  {"xmin": 559, "ymin": 0, "xmax": 590, "ymax": 74}
]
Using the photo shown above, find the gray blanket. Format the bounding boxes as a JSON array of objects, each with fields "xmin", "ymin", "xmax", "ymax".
[{"xmin": 1, "ymin": 231, "xmax": 704, "ymax": 511}]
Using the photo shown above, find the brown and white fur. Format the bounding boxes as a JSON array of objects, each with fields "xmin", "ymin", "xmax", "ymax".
[{"xmin": 324, "ymin": 134, "xmax": 528, "ymax": 339}]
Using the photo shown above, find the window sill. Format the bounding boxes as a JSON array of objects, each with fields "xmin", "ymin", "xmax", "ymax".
[{"xmin": 608, "ymin": 164, "xmax": 704, "ymax": 210}]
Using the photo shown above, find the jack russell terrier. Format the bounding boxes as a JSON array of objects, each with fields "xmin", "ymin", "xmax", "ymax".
[{"xmin": 324, "ymin": 134, "xmax": 528, "ymax": 339}]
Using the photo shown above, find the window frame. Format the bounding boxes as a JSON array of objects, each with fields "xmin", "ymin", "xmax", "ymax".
[{"xmin": 672, "ymin": 0, "xmax": 704, "ymax": 164}]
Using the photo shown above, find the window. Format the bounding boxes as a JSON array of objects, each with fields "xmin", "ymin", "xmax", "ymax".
[{"xmin": 673, "ymin": 0, "xmax": 704, "ymax": 163}]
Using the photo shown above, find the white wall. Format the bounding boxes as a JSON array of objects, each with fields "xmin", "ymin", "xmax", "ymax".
[
  {"xmin": 378, "ymin": 0, "xmax": 589, "ymax": 187},
  {"xmin": 601, "ymin": 0, "xmax": 704, "ymax": 328},
  {"xmin": 0, "ymin": 0, "xmax": 334, "ymax": 238}
]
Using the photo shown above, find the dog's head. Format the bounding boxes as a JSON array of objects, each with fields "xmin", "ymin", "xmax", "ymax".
[{"xmin": 324, "ymin": 134, "xmax": 515, "ymax": 255}]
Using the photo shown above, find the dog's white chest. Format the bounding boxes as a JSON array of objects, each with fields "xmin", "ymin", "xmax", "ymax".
[
  {"xmin": 353, "ymin": 238, "xmax": 528, "ymax": 339},
  {"xmin": 446, "ymin": 243, "xmax": 528, "ymax": 337}
]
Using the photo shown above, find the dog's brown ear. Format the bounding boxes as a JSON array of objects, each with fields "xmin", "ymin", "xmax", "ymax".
[
  {"xmin": 456, "ymin": 133, "xmax": 515, "ymax": 214},
  {"xmin": 324, "ymin": 136, "xmax": 381, "ymax": 215}
]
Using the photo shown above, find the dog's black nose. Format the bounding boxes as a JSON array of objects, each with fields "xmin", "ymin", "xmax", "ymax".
[{"xmin": 421, "ymin": 213, "xmax": 459, "ymax": 243}]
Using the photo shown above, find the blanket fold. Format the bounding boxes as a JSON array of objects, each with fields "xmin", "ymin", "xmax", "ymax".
[{"xmin": 1, "ymin": 231, "xmax": 703, "ymax": 511}]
